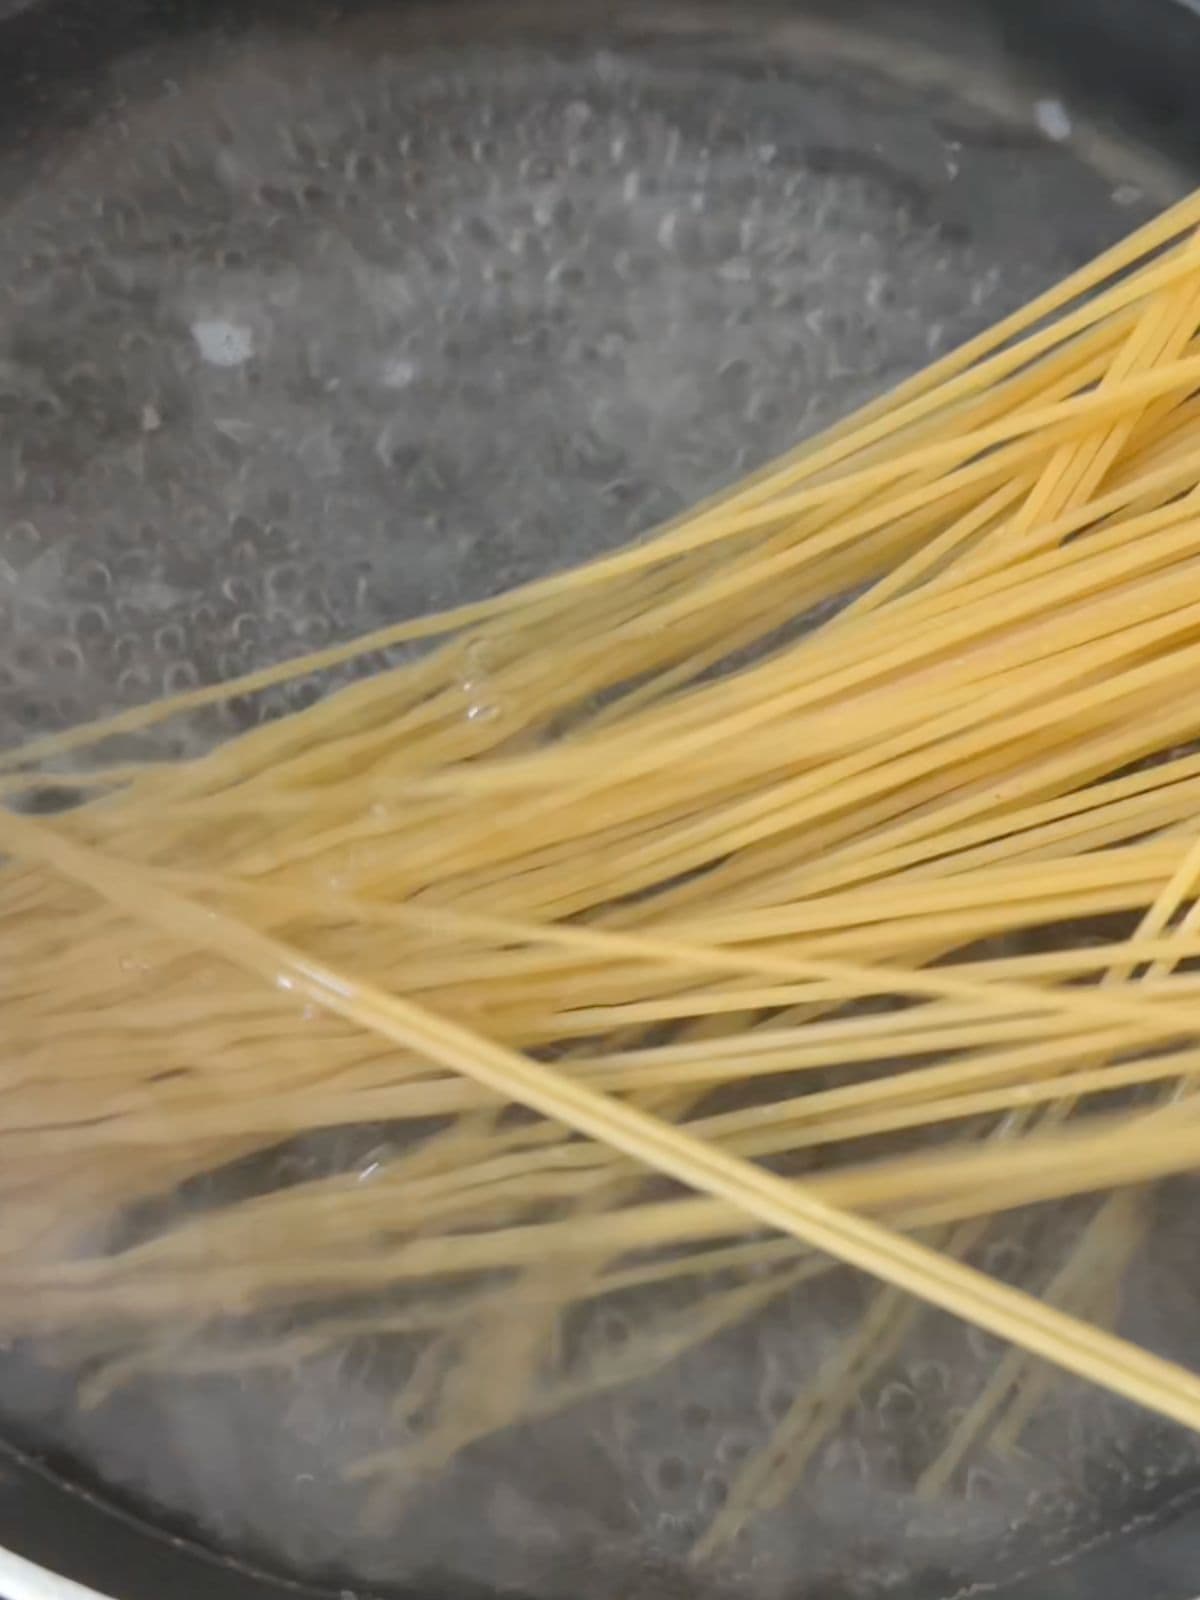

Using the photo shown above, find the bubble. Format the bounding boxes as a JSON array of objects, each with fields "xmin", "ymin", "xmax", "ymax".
[
  {"xmin": 191, "ymin": 318, "xmax": 255, "ymax": 367},
  {"xmin": 280, "ymin": 680, "xmax": 319, "ymax": 715},
  {"xmin": 464, "ymin": 700, "xmax": 500, "ymax": 724},
  {"xmin": 354, "ymin": 1142, "xmax": 398, "ymax": 1185},
  {"xmin": 877, "ymin": 1381, "xmax": 917, "ymax": 1420},
  {"xmin": 459, "ymin": 637, "xmax": 503, "ymax": 725},
  {"xmin": 268, "ymin": 563, "xmax": 302, "ymax": 600},
  {"xmin": 4, "ymin": 520, "xmax": 42, "ymax": 558},
  {"xmin": 164, "ymin": 661, "xmax": 200, "ymax": 694},
  {"xmin": 982, "ymin": 1240, "xmax": 1027, "ymax": 1280},
  {"xmin": 116, "ymin": 665, "xmax": 152, "ymax": 697},
  {"xmin": 462, "ymin": 635, "xmax": 499, "ymax": 676},
  {"xmin": 75, "ymin": 559, "xmax": 112, "ymax": 596},
  {"xmin": 50, "ymin": 642, "xmax": 85, "ymax": 676},
  {"xmin": 115, "ymin": 549, "xmax": 151, "ymax": 582},
  {"xmin": 154, "ymin": 623, "xmax": 186, "ymax": 656},
  {"xmin": 716, "ymin": 1432, "xmax": 753, "ymax": 1467},
  {"xmin": 911, "ymin": 1359, "xmax": 950, "ymax": 1397}
]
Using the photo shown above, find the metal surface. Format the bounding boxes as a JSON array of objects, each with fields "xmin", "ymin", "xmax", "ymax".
[{"xmin": 1, "ymin": 3, "xmax": 1200, "ymax": 1598}]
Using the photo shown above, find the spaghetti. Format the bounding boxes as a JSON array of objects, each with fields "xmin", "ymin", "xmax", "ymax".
[{"xmin": 6, "ymin": 195, "xmax": 1200, "ymax": 1553}]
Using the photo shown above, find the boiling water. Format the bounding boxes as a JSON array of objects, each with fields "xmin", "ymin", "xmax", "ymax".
[{"xmin": 0, "ymin": 5, "xmax": 1197, "ymax": 1598}]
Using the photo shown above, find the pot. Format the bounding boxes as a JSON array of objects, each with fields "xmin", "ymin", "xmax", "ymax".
[{"xmin": 1, "ymin": 3, "xmax": 1199, "ymax": 1598}]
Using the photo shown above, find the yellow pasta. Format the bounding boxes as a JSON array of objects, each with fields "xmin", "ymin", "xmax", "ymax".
[{"xmin": 10, "ymin": 195, "xmax": 1200, "ymax": 1556}]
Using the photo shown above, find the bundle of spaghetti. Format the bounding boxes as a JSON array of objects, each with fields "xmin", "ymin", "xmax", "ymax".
[{"xmin": 7, "ymin": 192, "xmax": 1200, "ymax": 1549}]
